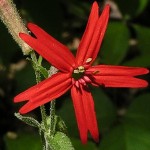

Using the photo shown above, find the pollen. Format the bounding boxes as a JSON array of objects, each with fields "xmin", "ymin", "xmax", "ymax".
[
  {"xmin": 86, "ymin": 58, "xmax": 92, "ymax": 63},
  {"xmin": 72, "ymin": 66, "xmax": 85, "ymax": 80},
  {"xmin": 93, "ymin": 70, "xmax": 99, "ymax": 74},
  {"xmin": 78, "ymin": 66, "xmax": 85, "ymax": 73},
  {"xmin": 73, "ymin": 69, "xmax": 79, "ymax": 74}
]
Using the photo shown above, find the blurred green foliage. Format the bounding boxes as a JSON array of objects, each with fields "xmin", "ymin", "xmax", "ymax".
[
  {"xmin": 5, "ymin": 132, "xmax": 42, "ymax": 150},
  {"xmin": 0, "ymin": 0, "xmax": 150, "ymax": 150}
]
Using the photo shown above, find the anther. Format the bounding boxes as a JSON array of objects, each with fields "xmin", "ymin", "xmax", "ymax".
[
  {"xmin": 86, "ymin": 58, "xmax": 92, "ymax": 63},
  {"xmin": 93, "ymin": 70, "xmax": 99, "ymax": 74},
  {"xmin": 73, "ymin": 69, "xmax": 79, "ymax": 73},
  {"xmin": 72, "ymin": 66, "xmax": 85, "ymax": 80},
  {"xmin": 78, "ymin": 66, "xmax": 85, "ymax": 73}
]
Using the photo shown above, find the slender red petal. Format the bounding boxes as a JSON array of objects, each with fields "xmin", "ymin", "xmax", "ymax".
[
  {"xmin": 80, "ymin": 86, "xmax": 99, "ymax": 142},
  {"xmin": 87, "ymin": 65, "xmax": 149, "ymax": 76},
  {"xmin": 84, "ymin": 5, "xmax": 110, "ymax": 65},
  {"xmin": 71, "ymin": 85, "xmax": 88, "ymax": 144},
  {"xmin": 14, "ymin": 73, "xmax": 72, "ymax": 114},
  {"xmin": 76, "ymin": 4, "xmax": 110, "ymax": 66},
  {"xmin": 76, "ymin": 2, "xmax": 99, "ymax": 65},
  {"xmin": 93, "ymin": 75, "xmax": 148, "ymax": 88},
  {"xmin": 19, "ymin": 33, "xmax": 74, "ymax": 72},
  {"xmin": 27, "ymin": 23, "xmax": 75, "ymax": 67}
]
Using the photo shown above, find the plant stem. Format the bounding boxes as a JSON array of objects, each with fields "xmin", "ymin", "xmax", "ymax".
[
  {"xmin": 0, "ymin": 0, "xmax": 31, "ymax": 54},
  {"xmin": 48, "ymin": 66, "xmax": 58, "ymax": 137},
  {"xmin": 30, "ymin": 52, "xmax": 48, "ymax": 138},
  {"xmin": 45, "ymin": 136, "xmax": 52, "ymax": 150},
  {"xmin": 40, "ymin": 105, "xmax": 48, "ymax": 130},
  {"xmin": 50, "ymin": 100, "xmax": 56, "ymax": 136}
]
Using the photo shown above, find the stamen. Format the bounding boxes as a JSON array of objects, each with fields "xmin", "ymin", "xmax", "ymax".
[
  {"xmin": 72, "ymin": 66, "xmax": 85, "ymax": 80},
  {"xmin": 78, "ymin": 66, "xmax": 85, "ymax": 73},
  {"xmin": 86, "ymin": 58, "xmax": 92, "ymax": 63},
  {"xmin": 73, "ymin": 69, "xmax": 79, "ymax": 73},
  {"xmin": 93, "ymin": 70, "xmax": 99, "ymax": 74}
]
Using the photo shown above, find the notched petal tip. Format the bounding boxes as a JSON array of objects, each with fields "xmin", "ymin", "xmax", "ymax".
[
  {"xmin": 140, "ymin": 80, "xmax": 149, "ymax": 88},
  {"xmin": 92, "ymin": 1, "xmax": 99, "ymax": 9},
  {"xmin": 143, "ymin": 68, "xmax": 150, "ymax": 74},
  {"xmin": 93, "ymin": 136, "xmax": 99, "ymax": 143},
  {"xmin": 131, "ymin": 67, "xmax": 149, "ymax": 76},
  {"xmin": 14, "ymin": 94, "xmax": 28, "ymax": 103},
  {"xmin": 19, "ymin": 107, "xmax": 28, "ymax": 114},
  {"xmin": 19, "ymin": 32, "xmax": 26, "ymax": 38},
  {"xmin": 18, "ymin": 102, "xmax": 33, "ymax": 114},
  {"xmin": 27, "ymin": 22, "xmax": 35, "ymax": 27},
  {"xmin": 105, "ymin": 4, "xmax": 110, "ymax": 10},
  {"xmin": 81, "ymin": 139, "xmax": 87, "ymax": 145},
  {"xmin": 19, "ymin": 32, "xmax": 32, "ymax": 42}
]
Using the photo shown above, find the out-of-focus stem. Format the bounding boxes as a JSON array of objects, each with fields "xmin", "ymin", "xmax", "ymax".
[
  {"xmin": 0, "ymin": 0, "xmax": 31, "ymax": 55},
  {"xmin": 48, "ymin": 66, "xmax": 58, "ymax": 137}
]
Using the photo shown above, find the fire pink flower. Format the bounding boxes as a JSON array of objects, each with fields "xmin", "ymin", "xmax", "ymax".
[{"xmin": 14, "ymin": 2, "xmax": 149, "ymax": 143}]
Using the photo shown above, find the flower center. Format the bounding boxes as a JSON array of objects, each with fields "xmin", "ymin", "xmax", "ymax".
[{"xmin": 72, "ymin": 66, "xmax": 85, "ymax": 80}]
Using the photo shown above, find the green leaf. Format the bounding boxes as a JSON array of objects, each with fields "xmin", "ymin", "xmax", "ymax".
[
  {"xmin": 99, "ymin": 123, "xmax": 150, "ymax": 150},
  {"xmin": 15, "ymin": 113, "xmax": 40, "ymax": 128},
  {"xmin": 37, "ymin": 65, "xmax": 48, "ymax": 78},
  {"xmin": 123, "ymin": 54, "xmax": 150, "ymax": 67},
  {"xmin": 29, "ymin": 54, "xmax": 49, "ymax": 79},
  {"xmin": 114, "ymin": 0, "xmax": 148, "ymax": 18},
  {"xmin": 99, "ymin": 94, "xmax": 150, "ymax": 150},
  {"xmin": 56, "ymin": 116, "xmax": 68, "ymax": 134},
  {"xmin": 125, "ymin": 93, "xmax": 150, "ymax": 130},
  {"xmin": 50, "ymin": 132, "xmax": 75, "ymax": 150},
  {"xmin": 5, "ymin": 132, "xmax": 42, "ymax": 150},
  {"xmin": 100, "ymin": 22, "xmax": 129, "ymax": 65},
  {"xmin": 134, "ymin": 25, "xmax": 150, "ymax": 54}
]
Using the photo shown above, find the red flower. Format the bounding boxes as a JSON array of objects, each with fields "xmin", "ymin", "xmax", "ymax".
[{"xmin": 14, "ymin": 2, "xmax": 149, "ymax": 143}]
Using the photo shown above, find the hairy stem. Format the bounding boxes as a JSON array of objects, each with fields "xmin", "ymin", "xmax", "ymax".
[
  {"xmin": 50, "ymin": 100, "xmax": 56, "ymax": 136},
  {"xmin": 0, "ymin": 0, "xmax": 31, "ymax": 54}
]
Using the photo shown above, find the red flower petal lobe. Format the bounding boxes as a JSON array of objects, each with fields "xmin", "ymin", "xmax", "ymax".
[
  {"xmin": 71, "ymin": 85, "xmax": 88, "ymax": 144},
  {"xmin": 19, "ymin": 33, "xmax": 74, "ymax": 72},
  {"xmin": 87, "ymin": 65, "xmax": 149, "ymax": 76},
  {"xmin": 81, "ymin": 86, "xmax": 99, "ymax": 143},
  {"xmin": 84, "ymin": 5, "xmax": 110, "ymax": 65},
  {"xmin": 76, "ymin": 1, "xmax": 99, "ymax": 65},
  {"xmin": 27, "ymin": 23, "xmax": 75, "ymax": 67},
  {"xmin": 94, "ymin": 75, "xmax": 148, "ymax": 88},
  {"xmin": 76, "ymin": 3, "xmax": 110, "ymax": 66},
  {"xmin": 14, "ymin": 73, "xmax": 72, "ymax": 114}
]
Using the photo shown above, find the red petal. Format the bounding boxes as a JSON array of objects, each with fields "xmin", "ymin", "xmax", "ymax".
[
  {"xmin": 27, "ymin": 23, "xmax": 75, "ymax": 67},
  {"xmin": 71, "ymin": 85, "xmax": 88, "ymax": 144},
  {"xmin": 87, "ymin": 65, "xmax": 149, "ymax": 76},
  {"xmin": 76, "ymin": 2, "xmax": 99, "ymax": 65},
  {"xmin": 19, "ymin": 33, "xmax": 74, "ymax": 72},
  {"xmin": 80, "ymin": 86, "xmax": 99, "ymax": 143},
  {"xmin": 14, "ymin": 73, "xmax": 72, "ymax": 114},
  {"xmin": 94, "ymin": 75, "xmax": 148, "ymax": 88},
  {"xmin": 76, "ymin": 3, "xmax": 110, "ymax": 66},
  {"xmin": 84, "ymin": 5, "xmax": 110, "ymax": 65}
]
